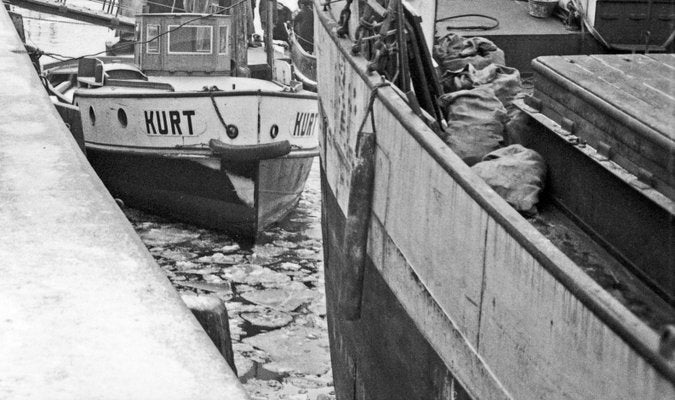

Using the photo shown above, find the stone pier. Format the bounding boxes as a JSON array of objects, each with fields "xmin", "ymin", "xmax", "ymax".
[{"xmin": 0, "ymin": 7, "xmax": 249, "ymax": 400}]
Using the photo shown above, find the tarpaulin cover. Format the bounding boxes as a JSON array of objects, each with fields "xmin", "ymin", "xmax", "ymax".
[{"xmin": 471, "ymin": 144, "xmax": 547, "ymax": 215}]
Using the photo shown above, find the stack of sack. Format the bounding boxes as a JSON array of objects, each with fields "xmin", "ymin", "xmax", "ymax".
[{"xmin": 433, "ymin": 34, "xmax": 546, "ymax": 215}]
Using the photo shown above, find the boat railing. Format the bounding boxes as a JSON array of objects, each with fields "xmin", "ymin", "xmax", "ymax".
[{"xmin": 105, "ymin": 78, "xmax": 175, "ymax": 91}]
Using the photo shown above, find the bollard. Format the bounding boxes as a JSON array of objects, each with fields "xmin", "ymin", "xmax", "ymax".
[{"xmin": 181, "ymin": 293, "xmax": 237, "ymax": 374}]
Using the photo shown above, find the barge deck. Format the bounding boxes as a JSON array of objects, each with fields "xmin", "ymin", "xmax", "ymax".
[{"xmin": 436, "ymin": 0, "xmax": 605, "ymax": 72}]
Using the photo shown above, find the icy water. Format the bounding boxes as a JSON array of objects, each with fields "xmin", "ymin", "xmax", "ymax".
[
  {"xmin": 124, "ymin": 160, "xmax": 333, "ymax": 400},
  {"xmin": 11, "ymin": 4, "xmax": 333, "ymax": 399}
]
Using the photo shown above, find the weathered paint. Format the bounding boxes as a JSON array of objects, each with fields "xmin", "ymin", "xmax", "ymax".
[
  {"xmin": 76, "ymin": 92, "xmax": 317, "ymax": 149},
  {"xmin": 257, "ymin": 156, "xmax": 314, "ymax": 231},
  {"xmin": 316, "ymin": 3, "xmax": 675, "ymax": 400}
]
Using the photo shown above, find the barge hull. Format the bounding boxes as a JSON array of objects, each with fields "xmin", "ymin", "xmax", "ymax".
[
  {"xmin": 316, "ymin": 3, "xmax": 675, "ymax": 399},
  {"xmin": 321, "ymin": 170, "xmax": 471, "ymax": 400}
]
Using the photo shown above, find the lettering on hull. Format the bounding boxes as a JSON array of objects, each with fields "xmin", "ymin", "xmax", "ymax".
[
  {"xmin": 292, "ymin": 112, "xmax": 318, "ymax": 137},
  {"xmin": 145, "ymin": 110, "xmax": 196, "ymax": 135}
]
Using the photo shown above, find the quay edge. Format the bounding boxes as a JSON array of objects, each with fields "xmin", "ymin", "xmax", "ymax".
[{"xmin": 0, "ymin": 7, "xmax": 249, "ymax": 400}]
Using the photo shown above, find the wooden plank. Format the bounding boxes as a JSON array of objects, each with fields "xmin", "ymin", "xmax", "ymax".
[
  {"xmin": 533, "ymin": 86, "xmax": 675, "ymax": 199},
  {"xmin": 532, "ymin": 78, "xmax": 668, "ymax": 165},
  {"xmin": 536, "ymin": 56, "xmax": 672, "ymax": 138},
  {"xmin": 647, "ymin": 53, "xmax": 675, "ymax": 69},
  {"xmin": 592, "ymin": 54, "xmax": 675, "ymax": 111},
  {"xmin": 568, "ymin": 55, "xmax": 675, "ymax": 118},
  {"xmin": 532, "ymin": 68, "xmax": 673, "ymax": 168},
  {"xmin": 592, "ymin": 54, "xmax": 675, "ymax": 97}
]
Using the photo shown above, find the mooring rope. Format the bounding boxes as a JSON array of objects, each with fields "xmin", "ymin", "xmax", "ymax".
[
  {"xmin": 206, "ymin": 87, "xmax": 238, "ymax": 138},
  {"xmin": 356, "ymin": 80, "xmax": 391, "ymax": 136}
]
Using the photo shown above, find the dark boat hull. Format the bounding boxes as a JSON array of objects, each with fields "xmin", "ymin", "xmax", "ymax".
[
  {"xmin": 87, "ymin": 146, "xmax": 314, "ymax": 238},
  {"xmin": 321, "ymin": 170, "xmax": 472, "ymax": 400}
]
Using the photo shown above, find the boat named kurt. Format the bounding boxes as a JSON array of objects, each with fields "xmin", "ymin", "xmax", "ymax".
[{"xmin": 46, "ymin": 3, "xmax": 319, "ymax": 239}]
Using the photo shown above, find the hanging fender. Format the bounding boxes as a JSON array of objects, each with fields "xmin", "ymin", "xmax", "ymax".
[{"xmin": 209, "ymin": 139, "xmax": 292, "ymax": 162}]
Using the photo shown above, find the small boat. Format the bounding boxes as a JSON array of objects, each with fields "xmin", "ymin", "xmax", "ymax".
[
  {"xmin": 317, "ymin": 0, "xmax": 674, "ymax": 398},
  {"xmin": 46, "ymin": 5, "xmax": 319, "ymax": 239}
]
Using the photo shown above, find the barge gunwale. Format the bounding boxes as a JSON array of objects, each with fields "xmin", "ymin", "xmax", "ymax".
[{"xmin": 316, "ymin": 0, "xmax": 675, "ymax": 388}]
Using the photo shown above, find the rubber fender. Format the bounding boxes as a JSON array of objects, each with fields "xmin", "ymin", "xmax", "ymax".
[{"xmin": 209, "ymin": 139, "xmax": 291, "ymax": 162}]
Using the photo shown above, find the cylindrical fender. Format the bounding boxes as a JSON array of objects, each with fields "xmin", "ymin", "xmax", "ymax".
[{"xmin": 209, "ymin": 139, "xmax": 291, "ymax": 162}]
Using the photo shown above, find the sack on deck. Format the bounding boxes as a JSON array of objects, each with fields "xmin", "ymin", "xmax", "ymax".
[
  {"xmin": 471, "ymin": 144, "xmax": 547, "ymax": 215},
  {"xmin": 440, "ymin": 64, "xmax": 522, "ymax": 111},
  {"xmin": 433, "ymin": 34, "xmax": 505, "ymax": 73},
  {"xmin": 439, "ymin": 87, "xmax": 508, "ymax": 165}
]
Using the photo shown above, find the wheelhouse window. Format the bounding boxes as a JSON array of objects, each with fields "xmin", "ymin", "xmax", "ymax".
[
  {"xmin": 218, "ymin": 25, "xmax": 229, "ymax": 54},
  {"xmin": 168, "ymin": 25, "xmax": 212, "ymax": 54},
  {"xmin": 146, "ymin": 24, "xmax": 160, "ymax": 54}
]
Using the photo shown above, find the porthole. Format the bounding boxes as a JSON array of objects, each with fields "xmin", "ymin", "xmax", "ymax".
[
  {"xmin": 226, "ymin": 124, "xmax": 239, "ymax": 139},
  {"xmin": 117, "ymin": 108, "xmax": 128, "ymax": 127},
  {"xmin": 88, "ymin": 106, "xmax": 96, "ymax": 126},
  {"xmin": 270, "ymin": 124, "xmax": 279, "ymax": 139}
]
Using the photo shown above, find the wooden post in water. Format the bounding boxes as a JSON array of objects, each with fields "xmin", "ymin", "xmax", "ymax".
[{"xmin": 181, "ymin": 293, "xmax": 237, "ymax": 374}]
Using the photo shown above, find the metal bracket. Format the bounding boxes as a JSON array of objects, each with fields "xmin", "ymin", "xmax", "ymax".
[
  {"xmin": 596, "ymin": 141, "xmax": 612, "ymax": 160},
  {"xmin": 637, "ymin": 168, "xmax": 655, "ymax": 187},
  {"xmin": 561, "ymin": 118, "xmax": 575, "ymax": 135},
  {"xmin": 524, "ymin": 95, "xmax": 542, "ymax": 112}
]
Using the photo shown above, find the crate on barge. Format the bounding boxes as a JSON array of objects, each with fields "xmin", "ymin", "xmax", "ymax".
[{"xmin": 522, "ymin": 53, "xmax": 674, "ymax": 305}]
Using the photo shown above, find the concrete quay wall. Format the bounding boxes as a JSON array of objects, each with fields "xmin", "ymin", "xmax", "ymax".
[{"xmin": 0, "ymin": 8, "xmax": 249, "ymax": 400}]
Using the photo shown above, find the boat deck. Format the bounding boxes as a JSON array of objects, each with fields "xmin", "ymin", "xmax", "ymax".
[{"xmin": 436, "ymin": 0, "xmax": 605, "ymax": 72}]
